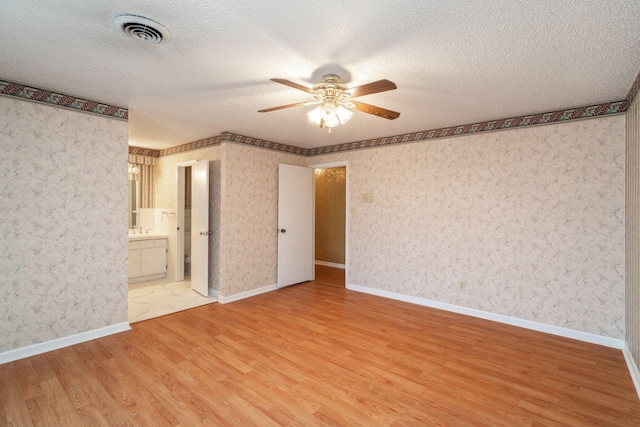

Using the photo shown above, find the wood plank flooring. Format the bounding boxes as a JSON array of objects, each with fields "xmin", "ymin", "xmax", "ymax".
[
  {"xmin": 2, "ymin": 279, "xmax": 640, "ymax": 426},
  {"xmin": 314, "ymin": 264, "xmax": 345, "ymax": 287}
]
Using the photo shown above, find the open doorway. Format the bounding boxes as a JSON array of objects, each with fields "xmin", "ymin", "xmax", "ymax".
[
  {"xmin": 127, "ymin": 160, "xmax": 214, "ymax": 324},
  {"xmin": 175, "ymin": 161, "xmax": 194, "ymax": 283},
  {"xmin": 180, "ymin": 165, "xmax": 193, "ymax": 281},
  {"xmin": 311, "ymin": 162, "xmax": 348, "ymax": 287},
  {"xmin": 176, "ymin": 160, "xmax": 210, "ymax": 296}
]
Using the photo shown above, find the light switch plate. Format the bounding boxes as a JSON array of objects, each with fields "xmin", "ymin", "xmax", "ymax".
[{"xmin": 360, "ymin": 193, "xmax": 374, "ymax": 203}]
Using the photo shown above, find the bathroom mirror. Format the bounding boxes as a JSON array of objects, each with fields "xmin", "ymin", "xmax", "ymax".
[{"xmin": 129, "ymin": 179, "xmax": 139, "ymax": 228}]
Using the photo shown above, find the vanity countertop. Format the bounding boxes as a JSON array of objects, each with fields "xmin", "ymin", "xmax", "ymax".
[{"xmin": 128, "ymin": 234, "xmax": 168, "ymax": 241}]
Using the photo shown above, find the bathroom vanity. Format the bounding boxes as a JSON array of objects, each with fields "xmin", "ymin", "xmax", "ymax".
[{"xmin": 128, "ymin": 235, "xmax": 168, "ymax": 282}]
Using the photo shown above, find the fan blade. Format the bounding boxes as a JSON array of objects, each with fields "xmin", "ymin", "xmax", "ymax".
[
  {"xmin": 348, "ymin": 79, "xmax": 397, "ymax": 98},
  {"xmin": 258, "ymin": 101, "xmax": 318, "ymax": 113},
  {"xmin": 270, "ymin": 78, "xmax": 314, "ymax": 94},
  {"xmin": 352, "ymin": 101, "xmax": 400, "ymax": 120}
]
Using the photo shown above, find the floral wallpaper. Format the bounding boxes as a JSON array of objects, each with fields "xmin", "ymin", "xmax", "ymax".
[
  {"xmin": 311, "ymin": 115, "xmax": 625, "ymax": 339},
  {"xmin": 315, "ymin": 167, "xmax": 346, "ymax": 264},
  {"xmin": 219, "ymin": 143, "xmax": 306, "ymax": 297},
  {"xmin": 627, "ymin": 91, "xmax": 640, "ymax": 368},
  {"xmin": 0, "ymin": 97, "xmax": 129, "ymax": 352},
  {"xmin": 0, "ymin": 72, "xmax": 632, "ymax": 362},
  {"xmin": 154, "ymin": 142, "xmax": 307, "ymax": 296}
]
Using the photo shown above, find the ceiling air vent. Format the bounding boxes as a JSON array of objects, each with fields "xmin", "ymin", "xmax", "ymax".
[{"xmin": 113, "ymin": 14, "xmax": 172, "ymax": 45}]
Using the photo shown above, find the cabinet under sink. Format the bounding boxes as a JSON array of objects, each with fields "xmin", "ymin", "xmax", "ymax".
[{"xmin": 128, "ymin": 237, "xmax": 167, "ymax": 283}]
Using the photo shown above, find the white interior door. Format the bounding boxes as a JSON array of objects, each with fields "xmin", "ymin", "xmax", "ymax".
[
  {"xmin": 191, "ymin": 159, "xmax": 209, "ymax": 296},
  {"xmin": 175, "ymin": 166, "xmax": 186, "ymax": 282},
  {"xmin": 278, "ymin": 164, "xmax": 314, "ymax": 288}
]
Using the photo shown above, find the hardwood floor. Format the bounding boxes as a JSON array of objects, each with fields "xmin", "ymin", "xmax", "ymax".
[
  {"xmin": 2, "ymin": 280, "xmax": 640, "ymax": 426},
  {"xmin": 314, "ymin": 264, "xmax": 345, "ymax": 286}
]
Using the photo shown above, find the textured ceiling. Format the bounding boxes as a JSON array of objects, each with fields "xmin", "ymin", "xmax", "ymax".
[{"xmin": 1, "ymin": 1, "xmax": 640, "ymax": 150}]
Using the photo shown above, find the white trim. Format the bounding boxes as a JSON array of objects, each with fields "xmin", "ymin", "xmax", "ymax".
[
  {"xmin": 0, "ymin": 322, "xmax": 131, "ymax": 365},
  {"xmin": 208, "ymin": 287, "xmax": 220, "ymax": 299},
  {"xmin": 176, "ymin": 160, "xmax": 198, "ymax": 167},
  {"xmin": 315, "ymin": 260, "xmax": 345, "ymax": 269},
  {"xmin": 218, "ymin": 284, "xmax": 277, "ymax": 304},
  {"xmin": 346, "ymin": 284, "xmax": 625, "ymax": 349},
  {"xmin": 623, "ymin": 344, "xmax": 640, "ymax": 399},
  {"xmin": 308, "ymin": 161, "xmax": 349, "ymax": 169}
]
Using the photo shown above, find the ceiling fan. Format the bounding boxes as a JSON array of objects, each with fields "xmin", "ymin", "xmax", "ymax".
[{"xmin": 258, "ymin": 74, "xmax": 400, "ymax": 132}]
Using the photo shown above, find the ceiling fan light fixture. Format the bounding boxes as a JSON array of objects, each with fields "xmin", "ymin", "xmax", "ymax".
[
  {"xmin": 263, "ymin": 73, "xmax": 399, "ymax": 132},
  {"xmin": 335, "ymin": 105, "xmax": 353, "ymax": 124},
  {"xmin": 322, "ymin": 110, "xmax": 340, "ymax": 128},
  {"xmin": 307, "ymin": 107, "xmax": 322, "ymax": 125},
  {"xmin": 308, "ymin": 103, "xmax": 353, "ymax": 130},
  {"xmin": 320, "ymin": 104, "xmax": 337, "ymax": 123}
]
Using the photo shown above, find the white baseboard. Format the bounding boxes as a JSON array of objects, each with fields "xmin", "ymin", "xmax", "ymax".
[
  {"xmin": 315, "ymin": 261, "xmax": 346, "ymax": 269},
  {"xmin": 219, "ymin": 284, "xmax": 277, "ymax": 304},
  {"xmin": 0, "ymin": 322, "xmax": 131, "ymax": 365},
  {"xmin": 623, "ymin": 344, "xmax": 640, "ymax": 399},
  {"xmin": 208, "ymin": 287, "xmax": 219, "ymax": 300},
  {"xmin": 346, "ymin": 284, "xmax": 625, "ymax": 349}
]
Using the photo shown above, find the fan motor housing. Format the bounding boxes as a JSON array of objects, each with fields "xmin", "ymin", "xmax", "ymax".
[{"xmin": 313, "ymin": 74, "xmax": 349, "ymax": 92}]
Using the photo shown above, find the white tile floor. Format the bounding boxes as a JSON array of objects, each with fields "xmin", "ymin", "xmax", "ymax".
[{"xmin": 128, "ymin": 277, "xmax": 217, "ymax": 323}]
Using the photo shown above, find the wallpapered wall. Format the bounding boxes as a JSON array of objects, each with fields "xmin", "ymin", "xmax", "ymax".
[
  {"xmin": 311, "ymin": 115, "xmax": 625, "ymax": 338},
  {"xmin": 0, "ymin": 97, "xmax": 129, "ymax": 352},
  {"xmin": 315, "ymin": 167, "xmax": 346, "ymax": 264},
  {"xmin": 219, "ymin": 143, "xmax": 306, "ymax": 297},
  {"xmin": 627, "ymin": 91, "xmax": 640, "ymax": 369},
  {"xmin": 154, "ymin": 142, "xmax": 306, "ymax": 296},
  {"xmin": 155, "ymin": 146, "xmax": 221, "ymax": 290}
]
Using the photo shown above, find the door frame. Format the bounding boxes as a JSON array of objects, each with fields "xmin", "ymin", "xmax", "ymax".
[
  {"xmin": 307, "ymin": 161, "xmax": 349, "ymax": 286},
  {"xmin": 175, "ymin": 160, "xmax": 198, "ymax": 282}
]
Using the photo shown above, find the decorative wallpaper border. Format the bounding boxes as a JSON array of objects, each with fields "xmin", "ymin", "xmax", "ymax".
[
  {"xmin": 154, "ymin": 100, "xmax": 628, "ymax": 158},
  {"xmin": 628, "ymin": 68, "xmax": 640, "ymax": 107},
  {"xmin": 305, "ymin": 101, "xmax": 627, "ymax": 156},
  {"xmin": 0, "ymin": 79, "xmax": 128, "ymax": 120},
  {"xmin": 158, "ymin": 135, "xmax": 222, "ymax": 156},
  {"xmin": 221, "ymin": 132, "xmax": 307, "ymax": 155},
  {"xmin": 129, "ymin": 146, "xmax": 161, "ymax": 157},
  {"xmin": 151, "ymin": 132, "xmax": 307, "ymax": 157},
  {"xmin": 3, "ymin": 72, "xmax": 640, "ymax": 158}
]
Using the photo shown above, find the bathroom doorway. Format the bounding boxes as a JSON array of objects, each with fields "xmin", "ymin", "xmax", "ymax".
[
  {"xmin": 176, "ymin": 160, "xmax": 209, "ymax": 296},
  {"xmin": 128, "ymin": 160, "xmax": 214, "ymax": 324},
  {"xmin": 182, "ymin": 165, "xmax": 192, "ymax": 280}
]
